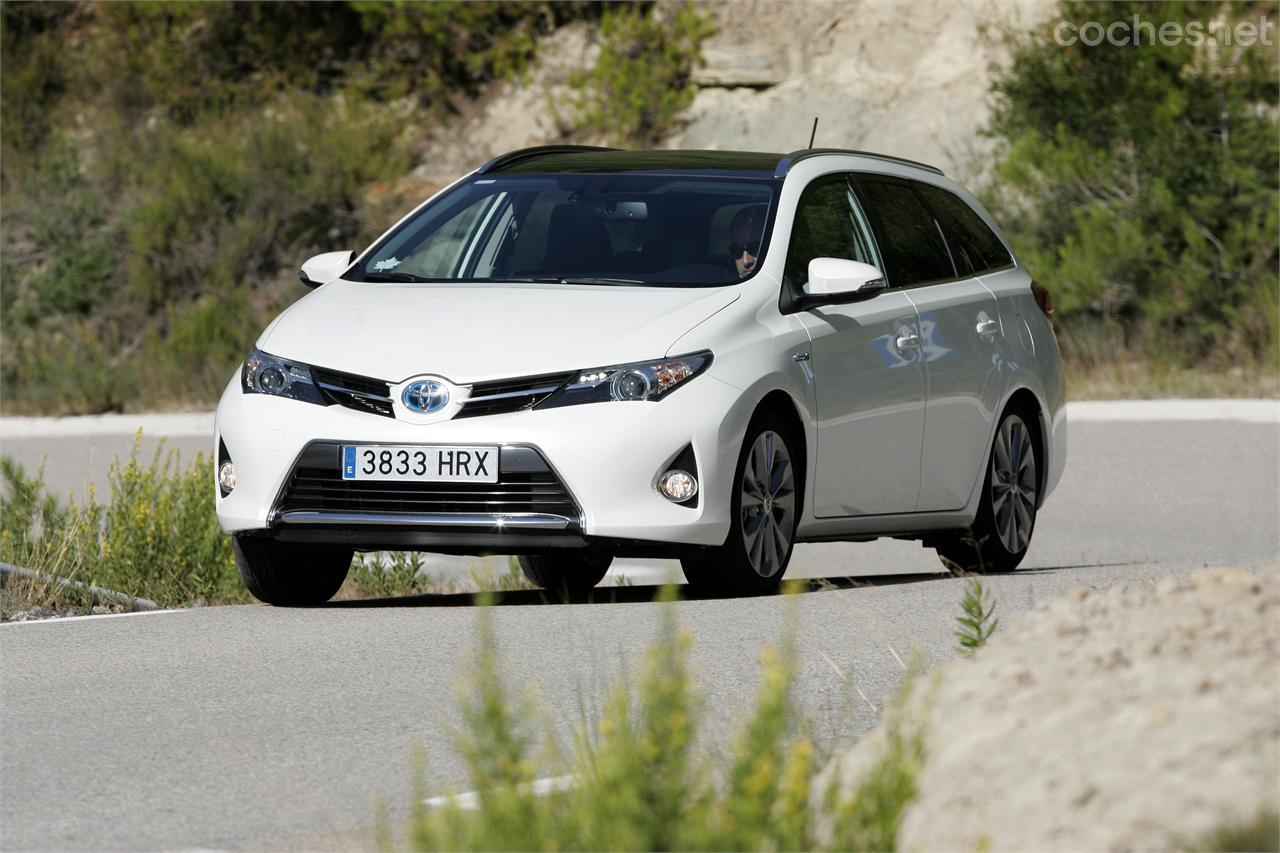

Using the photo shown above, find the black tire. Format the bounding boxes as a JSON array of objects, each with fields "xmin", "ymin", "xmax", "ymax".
[
  {"xmin": 935, "ymin": 407, "xmax": 1041, "ymax": 574},
  {"xmin": 233, "ymin": 537, "xmax": 353, "ymax": 606},
  {"xmin": 517, "ymin": 549, "xmax": 612, "ymax": 595},
  {"xmin": 681, "ymin": 410, "xmax": 800, "ymax": 595}
]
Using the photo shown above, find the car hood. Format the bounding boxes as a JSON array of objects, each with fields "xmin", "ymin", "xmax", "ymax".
[{"xmin": 259, "ymin": 279, "xmax": 739, "ymax": 383}]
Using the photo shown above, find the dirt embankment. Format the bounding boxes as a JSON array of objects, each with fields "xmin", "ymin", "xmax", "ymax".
[{"xmin": 825, "ymin": 567, "xmax": 1280, "ymax": 851}]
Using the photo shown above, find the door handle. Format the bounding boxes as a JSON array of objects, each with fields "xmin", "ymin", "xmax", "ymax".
[
  {"xmin": 895, "ymin": 333, "xmax": 920, "ymax": 352},
  {"xmin": 976, "ymin": 319, "xmax": 999, "ymax": 337}
]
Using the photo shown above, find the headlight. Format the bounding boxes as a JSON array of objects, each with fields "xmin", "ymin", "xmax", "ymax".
[
  {"xmin": 241, "ymin": 348, "xmax": 327, "ymax": 406},
  {"xmin": 538, "ymin": 351, "xmax": 713, "ymax": 408}
]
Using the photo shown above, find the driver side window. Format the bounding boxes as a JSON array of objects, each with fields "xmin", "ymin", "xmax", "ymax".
[{"xmin": 782, "ymin": 174, "xmax": 880, "ymax": 294}]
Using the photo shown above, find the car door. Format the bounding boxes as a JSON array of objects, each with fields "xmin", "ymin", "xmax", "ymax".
[
  {"xmin": 785, "ymin": 173, "xmax": 925, "ymax": 517},
  {"xmin": 853, "ymin": 175, "xmax": 1004, "ymax": 512},
  {"xmin": 912, "ymin": 181, "xmax": 1016, "ymax": 510}
]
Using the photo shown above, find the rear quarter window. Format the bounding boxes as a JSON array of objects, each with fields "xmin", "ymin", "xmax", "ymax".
[{"xmin": 914, "ymin": 182, "xmax": 1013, "ymax": 274}]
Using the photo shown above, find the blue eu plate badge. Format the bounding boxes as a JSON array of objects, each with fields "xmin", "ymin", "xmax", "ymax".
[{"xmin": 343, "ymin": 445, "xmax": 357, "ymax": 480}]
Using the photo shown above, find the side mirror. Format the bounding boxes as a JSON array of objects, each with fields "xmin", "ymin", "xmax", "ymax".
[
  {"xmin": 795, "ymin": 258, "xmax": 887, "ymax": 311},
  {"xmin": 299, "ymin": 250, "xmax": 354, "ymax": 288}
]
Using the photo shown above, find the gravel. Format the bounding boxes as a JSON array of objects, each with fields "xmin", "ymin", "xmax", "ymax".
[{"xmin": 824, "ymin": 565, "xmax": 1280, "ymax": 851}]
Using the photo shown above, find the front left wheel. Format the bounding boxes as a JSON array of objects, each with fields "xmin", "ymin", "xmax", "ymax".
[
  {"xmin": 233, "ymin": 538, "xmax": 353, "ymax": 606},
  {"xmin": 681, "ymin": 412, "xmax": 799, "ymax": 595}
]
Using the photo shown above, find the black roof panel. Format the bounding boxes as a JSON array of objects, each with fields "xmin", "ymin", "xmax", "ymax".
[
  {"xmin": 491, "ymin": 148, "xmax": 785, "ymax": 176},
  {"xmin": 479, "ymin": 146, "xmax": 945, "ymax": 178}
]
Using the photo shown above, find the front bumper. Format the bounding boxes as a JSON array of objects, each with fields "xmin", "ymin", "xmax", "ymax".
[{"xmin": 214, "ymin": 371, "xmax": 749, "ymax": 552}]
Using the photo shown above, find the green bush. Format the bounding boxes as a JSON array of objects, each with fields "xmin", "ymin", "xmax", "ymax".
[
  {"xmin": 0, "ymin": 435, "xmax": 242, "ymax": 612},
  {"xmin": 567, "ymin": 3, "xmax": 715, "ymax": 146},
  {"xmin": 406, "ymin": 592, "xmax": 925, "ymax": 851},
  {"xmin": 984, "ymin": 1, "xmax": 1279, "ymax": 369},
  {"xmin": 0, "ymin": 2, "xmax": 602, "ymax": 415}
]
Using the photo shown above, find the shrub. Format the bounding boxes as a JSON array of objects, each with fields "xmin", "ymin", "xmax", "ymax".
[
  {"xmin": 984, "ymin": 1, "xmax": 1279, "ymax": 369},
  {"xmin": 0, "ymin": 434, "xmax": 242, "ymax": 612},
  {"xmin": 0, "ymin": 2, "xmax": 603, "ymax": 415},
  {"xmin": 345, "ymin": 554, "xmax": 535, "ymax": 599},
  {"xmin": 567, "ymin": 3, "xmax": 715, "ymax": 146},
  {"xmin": 0, "ymin": 458, "xmax": 103, "ymax": 615},
  {"xmin": 95, "ymin": 434, "xmax": 239, "ymax": 604},
  {"xmin": 406, "ymin": 590, "xmax": 926, "ymax": 851},
  {"xmin": 954, "ymin": 576, "xmax": 999, "ymax": 654},
  {"xmin": 1197, "ymin": 810, "xmax": 1280, "ymax": 852}
]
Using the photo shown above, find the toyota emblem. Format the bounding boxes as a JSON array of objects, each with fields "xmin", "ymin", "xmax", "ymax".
[{"xmin": 402, "ymin": 379, "xmax": 450, "ymax": 414}]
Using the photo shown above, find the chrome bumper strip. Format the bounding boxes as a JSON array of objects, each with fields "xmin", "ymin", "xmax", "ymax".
[{"xmin": 277, "ymin": 510, "xmax": 573, "ymax": 530}]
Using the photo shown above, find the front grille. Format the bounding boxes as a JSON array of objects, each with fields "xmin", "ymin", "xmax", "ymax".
[
  {"xmin": 312, "ymin": 366, "xmax": 395, "ymax": 418},
  {"xmin": 274, "ymin": 442, "xmax": 580, "ymax": 520},
  {"xmin": 456, "ymin": 371, "xmax": 575, "ymax": 419}
]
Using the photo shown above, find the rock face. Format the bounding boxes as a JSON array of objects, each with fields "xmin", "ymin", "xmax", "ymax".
[
  {"xmin": 825, "ymin": 567, "xmax": 1280, "ymax": 851},
  {"xmin": 670, "ymin": 0, "xmax": 1057, "ymax": 182},
  {"xmin": 388, "ymin": 23, "xmax": 598, "ymax": 206},
  {"xmin": 393, "ymin": 0, "xmax": 1057, "ymax": 207}
]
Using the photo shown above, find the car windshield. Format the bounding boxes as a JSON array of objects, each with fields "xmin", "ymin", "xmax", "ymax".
[{"xmin": 349, "ymin": 173, "xmax": 780, "ymax": 287}]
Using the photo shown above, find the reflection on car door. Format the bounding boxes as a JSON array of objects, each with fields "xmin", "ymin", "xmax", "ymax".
[
  {"xmin": 785, "ymin": 173, "xmax": 925, "ymax": 517},
  {"xmin": 907, "ymin": 277, "xmax": 1001, "ymax": 511}
]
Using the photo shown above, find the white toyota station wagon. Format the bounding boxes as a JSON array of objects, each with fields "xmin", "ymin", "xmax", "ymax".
[{"xmin": 214, "ymin": 146, "xmax": 1066, "ymax": 604}]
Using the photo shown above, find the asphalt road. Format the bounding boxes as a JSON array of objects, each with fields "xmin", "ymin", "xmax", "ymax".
[{"xmin": 1, "ymin": 407, "xmax": 1277, "ymax": 850}]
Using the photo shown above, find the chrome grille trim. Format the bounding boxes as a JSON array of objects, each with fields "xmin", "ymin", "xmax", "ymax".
[
  {"xmin": 455, "ymin": 370, "xmax": 575, "ymax": 419},
  {"xmin": 465, "ymin": 384, "xmax": 565, "ymax": 403},
  {"xmin": 311, "ymin": 366, "xmax": 396, "ymax": 418},
  {"xmin": 315, "ymin": 380, "xmax": 392, "ymax": 402},
  {"xmin": 278, "ymin": 511, "xmax": 572, "ymax": 529}
]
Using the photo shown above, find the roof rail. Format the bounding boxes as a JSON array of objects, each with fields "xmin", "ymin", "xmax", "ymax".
[
  {"xmin": 774, "ymin": 148, "xmax": 945, "ymax": 178},
  {"xmin": 478, "ymin": 145, "xmax": 620, "ymax": 174}
]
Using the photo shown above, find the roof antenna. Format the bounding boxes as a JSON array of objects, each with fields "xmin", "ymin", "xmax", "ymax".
[{"xmin": 808, "ymin": 116, "xmax": 819, "ymax": 149}]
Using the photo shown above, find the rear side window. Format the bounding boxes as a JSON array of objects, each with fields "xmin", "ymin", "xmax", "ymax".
[
  {"xmin": 782, "ymin": 174, "xmax": 880, "ymax": 292},
  {"xmin": 853, "ymin": 176, "xmax": 954, "ymax": 287},
  {"xmin": 914, "ymin": 183, "xmax": 1013, "ymax": 274}
]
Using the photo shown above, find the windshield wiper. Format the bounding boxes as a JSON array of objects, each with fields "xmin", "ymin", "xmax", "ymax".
[
  {"xmin": 363, "ymin": 273, "xmax": 646, "ymax": 286},
  {"xmin": 362, "ymin": 272, "xmax": 439, "ymax": 283},
  {"xmin": 546, "ymin": 277, "xmax": 645, "ymax": 286}
]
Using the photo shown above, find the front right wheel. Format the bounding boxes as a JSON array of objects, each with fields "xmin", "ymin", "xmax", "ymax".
[
  {"xmin": 681, "ymin": 413, "xmax": 799, "ymax": 595},
  {"xmin": 935, "ymin": 408, "xmax": 1040, "ymax": 574},
  {"xmin": 517, "ymin": 550, "xmax": 613, "ymax": 596},
  {"xmin": 233, "ymin": 537, "xmax": 353, "ymax": 605}
]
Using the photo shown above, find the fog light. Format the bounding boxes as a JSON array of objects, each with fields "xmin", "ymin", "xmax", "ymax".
[
  {"xmin": 218, "ymin": 461, "xmax": 237, "ymax": 493},
  {"xmin": 658, "ymin": 469, "xmax": 697, "ymax": 502}
]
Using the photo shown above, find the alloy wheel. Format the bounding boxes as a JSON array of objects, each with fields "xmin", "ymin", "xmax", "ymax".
[
  {"xmin": 740, "ymin": 430, "xmax": 797, "ymax": 577},
  {"xmin": 990, "ymin": 414, "xmax": 1038, "ymax": 553}
]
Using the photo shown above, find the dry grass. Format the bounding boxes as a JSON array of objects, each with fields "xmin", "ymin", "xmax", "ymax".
[{"xmin": 1066, "ymin": 359, "xmax": 1279, "ymax": 400}]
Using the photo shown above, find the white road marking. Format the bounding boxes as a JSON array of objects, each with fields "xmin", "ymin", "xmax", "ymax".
[
  {"xmin": 422, "ymin": 774, "xmax": 577, "ymax": 810},
  {"xmin": 0, "ymin": 400, "xmax": 1275, "ymax": 441},
  {"xmin": 1065, "ymin": 399, "xmax": 1279, "ymax": 423},
  {"xmin": 0, "ymin": 608, "xmax": 182, "ymax": 627},
  {"xmin": 0, "ymin": 411, "xmax": 213, "ymax": 439}
]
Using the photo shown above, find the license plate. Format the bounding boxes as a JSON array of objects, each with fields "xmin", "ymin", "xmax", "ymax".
[{"xmin": 341, "ymin": 445, "xmax": 498, "ymax": 483}]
